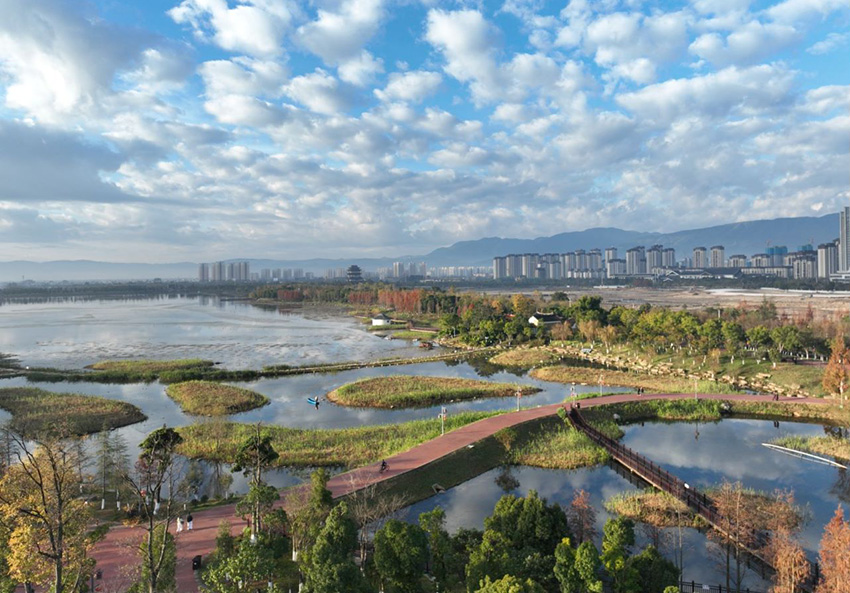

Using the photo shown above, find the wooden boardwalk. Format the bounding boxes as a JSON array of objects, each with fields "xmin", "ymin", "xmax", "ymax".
[{"xmin": 91, "ymin": 392, "xmax": 832, "ymax": 593}]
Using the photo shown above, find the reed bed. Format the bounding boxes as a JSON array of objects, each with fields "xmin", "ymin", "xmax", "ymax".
[
  {"xmin": 177, "ymin": 411, "xmax": 498, "ymax": 468},
  {"xmin": 327, "ymin": 375, "xmax": 539, "ymax": 408},
  {"xmin": 0, "ymin": 387, "xmax": 146, "ymax": 436},
  {"xmin": 165, "ymin": 381, "xmax": 269, "ymax": 416}
]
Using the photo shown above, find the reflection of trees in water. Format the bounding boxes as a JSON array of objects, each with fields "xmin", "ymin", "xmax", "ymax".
[
  {"xmin": 830, "ymin": 468, "xmax": 850, "ymax": 504},
  {"xmin": 463, "ymin": 356, "xmax": 525, "ymax": 378},
  {"xmin": 494, "ymin": 466, "xmax": 520, "ymax": 492}
]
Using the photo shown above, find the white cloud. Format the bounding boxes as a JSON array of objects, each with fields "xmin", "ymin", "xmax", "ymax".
[
  {"xmin": 0, "ymin": 0, "xmax": 151, "ymax": 123},
  {"xmin": 807, "ymin": 32, "xmax": 850, "ymax": 55},
  {"xmin": 199, "ymin": 57, "xmax": 288, "ymax": 98},
  {"xmin": 284, "ymin": 70, "xmax": 355, "ymax": 115},
  {"xmin": 616, "ymin": 65, "xmax": 795, "ymax": 125},
  {"xmin": 766, "ymin": 0, "xmax": 848, "ymax": 24},
  {"xmin": 374, "ymin": 70, "xmax": 442, "ymax": 102},
  {"xmin": 426, "ymin": 9, "xmax": 502, "ymax": 104},
  {"xmin": 689, "ymin": 21, "xmax": 798, "ymax": 66},
  {"xmin": 169, "ymin": 0, "xmax": 297, "ymax": 57},
  {"xmin": 296, "ymin": 0, "xmax": 385, "ymax": 65},
  {"xmin": 338, "ymin": 50, "xmax": 384, "ymax": 86}
]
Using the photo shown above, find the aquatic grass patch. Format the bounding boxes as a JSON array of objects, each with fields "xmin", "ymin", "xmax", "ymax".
[
  {"xmin": 89, "ymin": 358, "xmax": 215, "ymax": 373},
  {"xmin": 165, "ymin": 381, "xmax": 269, "ymax": 416},
  {"xmin": 0, "ymin": 387, "xmax": 146, "ymax": 436},
  {"xmin": 387, "ymin": 330, "xmax": 436, "ymax": 340},
  {"xmin": 509, "ymin": 418, "xmax": 609, "ymax": 470},
  {"xmin": 327, "ymin": 375, "xmax": 539, "ymax": 408},
  {"xmin": 177, "ymin": 411, "xmax": 500, "ymax": 468},
  {"xmin": 604, "ymin": 489, "xmax": 696, "ymax": 528},
  {"xmin": 771, "ymin": 434, "xmax": 850, "ymax": 463}
]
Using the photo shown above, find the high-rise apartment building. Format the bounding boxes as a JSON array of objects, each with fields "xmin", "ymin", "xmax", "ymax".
[
  {"xmin": 198, "ymin": 263, "xmax": 209, "ymax": 282},
  {"xmin": 662, "ymin": 248, "xmax": 676, "ymax": 268},
  {"xmin": 840, "ymin": 207, "xmax": 850, "ymax": 271},
  {"xmin": 710, "ymin": 245, "xmax": 725, "ymax": 268},
  {"xmin": 693, "ymin": 247, "xmax": 707, "ymax": 269},
  {"xmin": 626, "ymin": 246, "xmax": 646, "ymax": 275},
  {"xmin": 818, "ymin": 241, "xmax": 839, "ymax": 278},
  {"xmin": 646, "ymin": 245, "xmax": 663, "ymax": 271},
  {"xmin": 604, "ymin": 247, "xmax": 617, "ymax": 262},
  {"xmin": 728, "ymin": 254, "xmax": 748, "ymax": 268}
]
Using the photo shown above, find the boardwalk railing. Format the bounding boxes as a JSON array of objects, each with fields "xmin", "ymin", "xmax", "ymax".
[{"xmin": 678, "ymin": 581, "xmax": 765, "ymax": 593}]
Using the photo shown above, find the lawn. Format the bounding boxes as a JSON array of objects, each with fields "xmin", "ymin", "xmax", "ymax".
[
  {"xmin": 327, "ymin": 375, "xmax": 539, "ymax": 408},
  {"xmin": 0, "ymin": 387, "xmax": 146, "ymax": 436},
  {"xmin": 165, "ymin": 381, "xmax": 269, "ymax": 416}
]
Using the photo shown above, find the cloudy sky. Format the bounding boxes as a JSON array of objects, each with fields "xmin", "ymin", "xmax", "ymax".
[{"xmin": 0, "ymin": 0, "xmax": 847, "ymax": 262}]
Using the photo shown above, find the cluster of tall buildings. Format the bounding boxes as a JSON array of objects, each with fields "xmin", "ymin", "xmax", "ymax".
[
  {"xmin": 198, "ymin": 261, "xmax": 251, "ymax": 282},
  {"xmin": 493, "ymin": 207, "xmax": 850, "ymax": 282}
]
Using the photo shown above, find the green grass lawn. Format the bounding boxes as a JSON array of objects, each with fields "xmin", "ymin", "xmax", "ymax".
[{"xmin": 327, "ymin": 375, "xmax": 539, "ymax": 408}]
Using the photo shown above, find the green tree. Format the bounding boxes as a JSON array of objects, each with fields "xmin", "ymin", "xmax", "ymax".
[
  {"xmin": 770, "ymin": 326, "xmax": 801, "ymax": 356},
  {"xmin": 288, "ymin": 468, "xmax": 333, "ymax": 562},
  {"xmin": 554, "ymin": 538, "xmax": 581, "ymax": 593},
  {"xmin": 419, "ymin": 507, "xmax": 454, "ymax": 589},
  {"xmin": 601, "ymin": 517, "xmax": 639, "ymax": 593},
  {"xmin": 203, "ymin": 535, "xmax": 278, "ymax": 593},
  {"xmin": 231, "ymin": 425, "xmax": 280, "ymax": 542},
  {"xmin": 746, "ymin": 325, "xmax": 773, "ymax": 351},
  {"xmin": 721, "ymin": 321, "xmax": 745, "ymax": 356},
  {"xmin": 628, "ymin": 545, "xmax": 678, "ymax": 593},
  {"xmin": 467, "ymin": 491, "xmax": 568, "ymax": 592},
  {"xmin": 574, "ymin": 542, "xmax": 603, "ymax": 593},
  {"xmin": 135, "ymin": 525, "xmax": 175, "ymax": 593},
  {"xmin": 125, "ymin": 426, "xmax": 184, "ymax": 593},
  {"xmin": 374, "ymin": 519, "xmax": 429, "ymax": 592},
  {"xmin": 301, "ymin": 503, "xmax": 365, "ymax": 593},
  {"xmin": 475, "ymin": 575, "xmax": 544, "ymax": 593}
]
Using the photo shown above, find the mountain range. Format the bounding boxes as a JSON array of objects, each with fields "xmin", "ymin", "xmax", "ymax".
[{"xmin": 0, "ymin": 213, "xmax": 839, "ymax": 282}]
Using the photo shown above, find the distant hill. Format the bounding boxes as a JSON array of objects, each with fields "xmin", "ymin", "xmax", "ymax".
[
  {"xmin": 423, "ymin": 214, "xmax": 839, "ymax": 267},
  {"xmin": 0, "ymin": 213, "xmax": 839, "ymax": 281}
]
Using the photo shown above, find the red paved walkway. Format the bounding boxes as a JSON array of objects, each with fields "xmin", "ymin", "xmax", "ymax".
[{"xmin": 91, "ymin": 392, "xmax": 832, "ymax": 592}]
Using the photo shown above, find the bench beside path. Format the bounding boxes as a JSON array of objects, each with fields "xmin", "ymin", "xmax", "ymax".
[{"xmin": 91, "ymin": 392, "xmax": 831, "ymax": 593}]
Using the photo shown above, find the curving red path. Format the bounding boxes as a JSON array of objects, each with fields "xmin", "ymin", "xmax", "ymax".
[{"xmin": 91, "ymin": 392, "xmax": 832, "ymax": 593}]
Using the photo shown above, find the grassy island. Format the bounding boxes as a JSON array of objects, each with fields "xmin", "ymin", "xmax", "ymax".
[
  {"xmin": 165, "ymin": 381, "xmax": 269, "ymax": 416},
  {"xmin": 509, "ymin": 417, "xmax": 609, "ymax": 469},
  {"xmin": 326, "ymin": 375, "xmax": 540, "ymax": 408},
  {"xmin": 177, "ymin": 411, "xmax": 498, "ymax": 468},
  {"xmin": 0, "ymin": 387, "xmax": 146, "ymax": 436},
  {"xmin": 605, "ymin": 490, "xmax": 696, "ymax": 527}
]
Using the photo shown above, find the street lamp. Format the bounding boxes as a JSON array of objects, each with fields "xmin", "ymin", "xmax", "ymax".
[
  {"xmin": 515, "ymin": 388, "xmax": 521, "ymax": 412},
  {"xmin": 439, "ymin": 406, "xmax": 447, "ymax": 435},
  {"xmin": 693, "ymin": 377, "xmax": 698, "ymax": 401}
]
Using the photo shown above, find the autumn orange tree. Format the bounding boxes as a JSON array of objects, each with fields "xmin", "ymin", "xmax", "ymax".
[
  {"xmin": 822, "ymin": 338, "xmax": 849, "ymax": 403},
  {"xmin": 769, "ymin": 526, "xmax": 809, "ymax": 593},
  {"xmin": 816, "ymin": 506, "xmax": 850, "ymax": 593}
]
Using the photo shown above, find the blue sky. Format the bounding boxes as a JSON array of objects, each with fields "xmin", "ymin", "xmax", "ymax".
[{"xmin": 0, "ymin": 0, "xmax": 847, "ymax": 262}]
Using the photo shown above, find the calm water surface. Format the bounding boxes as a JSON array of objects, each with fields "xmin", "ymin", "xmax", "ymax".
[{"xmin": 0, "ymin": 295, "xmax": 428, "ymax": 369}]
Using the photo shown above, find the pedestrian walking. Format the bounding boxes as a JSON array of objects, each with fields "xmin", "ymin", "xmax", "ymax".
[
  {"xmin": 187, "ymin": 514, "xmax": 193, "ymax": 530},
  {"xmin": 176, "ymin": 516, "xmax": 183, "ymax": 533}
]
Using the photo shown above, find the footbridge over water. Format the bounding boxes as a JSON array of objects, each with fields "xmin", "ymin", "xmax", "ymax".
[{"xmin": 565, "ymin": 407, "xmax": 817, "ymax": 592}]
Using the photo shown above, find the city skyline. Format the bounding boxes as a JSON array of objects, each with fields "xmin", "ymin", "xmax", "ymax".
[{"xmin": 0, "ymin": 0, "xmax": 847, "ymax": 263}]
